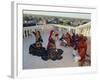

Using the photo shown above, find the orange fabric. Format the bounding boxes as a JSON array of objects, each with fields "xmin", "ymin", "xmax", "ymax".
[{"xmin": 78, "ymin": 40, "xmax": 87, "ymax": 61}]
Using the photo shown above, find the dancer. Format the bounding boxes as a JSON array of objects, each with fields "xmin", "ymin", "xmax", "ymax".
[
  {"xmin": 66, "ymin": 32, "xmax": 72, "ymax": 46},
  {"xmin": 32, "ymin": 30, "xmax": 43, "ymax": 43},
  {"xmin": 47, "ymin": 30, "xmax": 56, "ymax": 49},
  {"xmin": 78, "ymin": 35, "xmax": 87, "ymax": 66},
  {"xmin": 29, "ymin": 30, "xmax": 48, "ymax": 60},
  {"xmin": 60, "ymin": 32, "xmax": 72, "ymax": 47},
  {"xmin": 47, "ymin": 30, "xmax": 63, "ymax": 60}
]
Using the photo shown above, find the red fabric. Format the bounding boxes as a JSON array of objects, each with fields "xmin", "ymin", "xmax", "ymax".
[
  {"xmin": 47, "ymin": 30, "xmax": 54, "ymax": 49},
  {"xmin": 78, "ymin": 39, "xmax": 87, "ymax": 61}
]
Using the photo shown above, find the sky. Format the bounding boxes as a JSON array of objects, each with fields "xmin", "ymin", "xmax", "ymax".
[{"xmin": 23, "ymin": 10, "xmax": 91, "ymax": 19}]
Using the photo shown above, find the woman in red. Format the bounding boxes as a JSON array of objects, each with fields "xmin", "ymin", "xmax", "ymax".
[
  {"xmin": 47, "ymin": 30, "xmax": 59, "ymax": 49},
  {"xmin": 78, "ymin": 35, "xmax": 87, "ymax": 66}
]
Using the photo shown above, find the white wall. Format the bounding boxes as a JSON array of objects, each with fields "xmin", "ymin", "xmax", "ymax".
[{"xmin": 76, "ymin": 22, "xmax": 91, "ymax": 36}]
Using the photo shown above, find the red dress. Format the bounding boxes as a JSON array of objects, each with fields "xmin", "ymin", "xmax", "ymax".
[
  {"xmin": 47, "ymin": 30, "xmax": 55, "ymax": 49},
  {"xmin": 78, "ymin": 39, "xmax": 87, "ymax": 61}
]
